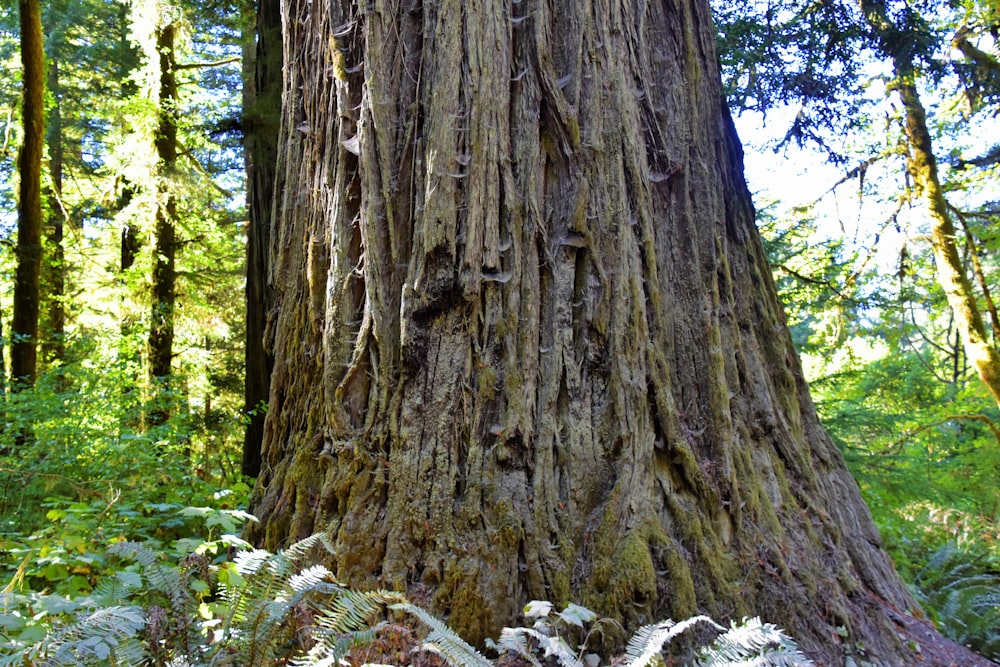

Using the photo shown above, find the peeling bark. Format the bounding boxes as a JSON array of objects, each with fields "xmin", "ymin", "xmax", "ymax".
[{"xmin": 248, "ymin": 1, "xmax": 926, "ymax": 663}]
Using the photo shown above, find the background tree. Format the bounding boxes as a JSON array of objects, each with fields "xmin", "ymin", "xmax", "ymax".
[
  {"xmin": 859, "ymin": 0, "xmax": 1000, "ymax": 409},
  {"xmin": 0, "ymin": 0, "xmax": 249, "ymax": 526},
  {"xmin": 149, "ymin": 18, "xmax": 179, "ymax": 405},
  {"xmin": 714, "ymin": 0, "xmax": 1000, "ymax": 409},
  {"xmin": 240, "ymin": 0, "xmax": 979, "ymax": 663},
  {"xmin": 41, "ymin": 57, "xmax": 64, "ymax": 367},
  {"xmin": 241, "ymin": 0, "xmax": 281, "ymax": 477},
  {"xmin": 11, "ymin": 0, "xmax": 44, "ymax": 388}
]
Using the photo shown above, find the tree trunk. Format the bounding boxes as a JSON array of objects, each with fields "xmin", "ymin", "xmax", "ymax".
[
  {"xmin": 149, "ymin": 22, "xmax": 178, "ymax": 422},
  {"xmin": 247, "ymin": 1, "xmax": 932, "ymax": 663},
  {"xmin": 42, "ymin": 59, "xmax": 66, "ymax": 368},
  {"xmin": 12, "ymin": 0, "xmax": 45, "ymax": 388},
  {"xmin": 242, "ymin": 0, "xmax": 282, "ymax": 477}
]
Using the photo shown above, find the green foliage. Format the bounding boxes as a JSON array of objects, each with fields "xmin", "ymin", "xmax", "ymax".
[
  {"xmin": 691, "ymin": 617, "xmax": 814, "ymax": 667},
  {"xmin": 908, "ymin": 544, "xmax": 1000, "ymax": 661},
  {"xmin": 0, "ymin": 605, "xmax": 147, "ymax": 667},
  {"xmin": 1, "ymin": 534, "xmax": 815, "ymax": 667}
]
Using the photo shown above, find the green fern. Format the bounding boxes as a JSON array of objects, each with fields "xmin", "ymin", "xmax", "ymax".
[
  {"xmin": 391, "ymin": 600, "xmax": 493, "ymax": 667},
  {"xmin": 691, "ymin": 617, "xmax": 814, "ymax": 666},
  {"xmin": 625, "ymin": 616, "xmax": 721, "ymax": 667},
  {"xmin": 491, "ymin": 602, "xmax": 812, "ymax": 667},
  {"xmin": 910, "ymin": 543, "xmax": 1000, "ymax": 660},
  {"xmin": 2, "ymin": 534, "xmax": 817, "ymax": 667},
  {"xmin": 291, "ymin": 589, "xmax": 405, "ymax": 666},
  {"xmin": 2, "ymin": 605, "xmax": 147, "ymax": 667}
]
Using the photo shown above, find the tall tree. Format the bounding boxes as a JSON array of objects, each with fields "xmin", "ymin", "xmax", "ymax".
[
  {"xmin": 41, "ymin": 58, "xmax": 65, "ymax": 367},
  {"xmin": 148, "ymin": 20, "xmax": 179, "ymax": 420},
  {"xmin": 242, "ymin": 0, "xmax": 281, "ymax": 477},
  {"xmin": 11, "ymin": 0, "xmax": 45, "ymax": 387},
  {"xmin": 245, "ymin": 0, "xmax": 986, "ymax": 663}
]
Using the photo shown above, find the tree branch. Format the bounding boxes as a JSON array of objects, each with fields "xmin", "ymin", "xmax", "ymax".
[{"xmin": 175, "ymin": 56, "xmax": 241, "ymax": 70}]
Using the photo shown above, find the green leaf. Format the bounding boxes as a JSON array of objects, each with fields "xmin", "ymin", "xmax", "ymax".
[
  {"xmin": 0, "ymin": 613, "xmax": 25, "ymax": 631},
  {"xmin": 42, "ymin": 563, "xmax": 70, "ymax": 581},
  {"xmin": 524, "ymin": 600, "xmax": 553, "ymax": 619},
  {"xmin": 558, "ymin": 602, "xmax": 597, "ymax": 627}
]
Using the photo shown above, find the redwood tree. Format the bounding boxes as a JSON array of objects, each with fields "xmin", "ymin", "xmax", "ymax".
[{"xmin": 247, "ymin": 0, "xmax": 958, "ymax": 663}]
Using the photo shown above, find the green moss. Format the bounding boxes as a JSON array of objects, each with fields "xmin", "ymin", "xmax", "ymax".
[
  {"xmin": 586, "ymin": 505, "xmax": 694, "ymax": 624},
  {"xmin": 495, "ymin": 315, "xmax": 508, "ymax": 341},
  {"xmin": 433, "ymin": 564, "xmax": 495, "ymax": 646},
  {"xmin": 478, "ymin": 364, "xmax": 498, "ymax": 400},
  {"xmin": 493, "ymin": 499, "xmax": 522, "ymax": 550},
  {"xmin": 607, "ymin": 532, "xmax": 658, "ymax": 607},
  {"xmin": 658, "ymin": 540, "xmax": 698, "ymax": 617},
  {"xmin": 504, "ymin": 370, "xmax": 523, "ymax": 396}
]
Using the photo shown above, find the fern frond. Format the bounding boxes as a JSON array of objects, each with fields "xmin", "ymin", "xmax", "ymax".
[
  {"xmin": 290, "ymin": 621, "xmax": 390, "ymax": 667},
  {"xmin": 88, "ymin": 570, "xmax": 142, "ymax": 606},
  {"xmin": 692, "ymin": 617, "xmax": 814, "ymax": 667},
  {"xmin": 106, "ymin": 540, "xmax": 186, "ymax": 607},
  {"xmin": 233, "ymin": 548, "xmax": 274, "ymax": 577},
  {"xmin": 106, "ymin": 541, "xmax": 159, "ymax": 569},
  {"xmin": 391, "ymin": 601, "xmax": 492, "ymax": 667},
  {"xmin": 41, "ymin": 605, "xmax": 147, "ymax": 666},
  {"xmin": 494, "ymin": 626, "xmax": 544, "ymax": 667},
  {"xmin": 289, "ymin": 589, "xmax": 405, "ymax": 667},
  {"xmin": 286, "ymin": 564, "xmax": 337, "ymax": 594},
  {"xmin": 283, "ymin": 533, "xmax": 336, "ymax": 565},
  {"xmin": 624, "ymin": 616, "xmax": 720, "ymax": 667}
]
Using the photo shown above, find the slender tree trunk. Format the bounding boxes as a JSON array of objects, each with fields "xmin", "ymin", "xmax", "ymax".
[
  {"xmin": 242, "ymin": 0, "xmax": 282, "ymax": 477},
  {"xmin": 149, "ymin": 23, "xmax": 178, "ymax": 423},
  {"xmin": 247, "ymin": 1, "xmax": 947, "ymax": 663},
  {"xmin": 12, "ymin": 0, "xmax": 45, "ymax": 388},
  {"xmin": 860, "ymin": 0, "xmax": 1000, "ymax": 410},
  {"xmin": 956, "ymin": 210, "xmax": 1000, "ymax": 347},
  {"xmin": 42, "ymin": 59, "xmax": 66, "ymax": 368}
]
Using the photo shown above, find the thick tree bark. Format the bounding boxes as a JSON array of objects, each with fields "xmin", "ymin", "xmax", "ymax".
[
  {"xmin": 861, "ymin": 0, "xmax": 1000, "ymax": 410},
  {"xmin": 12, "ymin": 0, "xmax": 45, "ymax": 388},
  {"xmin": 242, "ymin": 0, "xmax": 282, "ymax": 477},
  {"xmin": 149, "ymin": 23, "xmax": 178, "ymax": 420},
  {"xmin": 248, "ymin": 1, "xmax": 930, "ymax": 663}
]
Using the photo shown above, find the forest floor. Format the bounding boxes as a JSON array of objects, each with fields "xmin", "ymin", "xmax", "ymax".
[{"xmin": 889, "ymin": 606, "xmax": 996, "ymax": 666}]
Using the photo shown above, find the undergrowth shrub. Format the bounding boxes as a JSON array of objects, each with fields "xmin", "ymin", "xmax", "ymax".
[
  {"xmin": 1, "ymin": 534, "xmax": 813, "ymax": 666},
  {"xmin": 909, "ymin": 543, "xmax": 1000, "ymax": 661}
]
